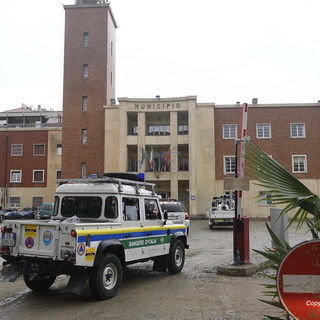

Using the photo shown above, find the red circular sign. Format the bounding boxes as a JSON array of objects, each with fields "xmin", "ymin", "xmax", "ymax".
[{"xmin": 277, "ymin": 240, "xmax": 320, "ymax": 320}]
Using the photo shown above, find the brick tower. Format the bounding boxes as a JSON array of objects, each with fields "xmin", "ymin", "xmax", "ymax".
[{"xmin": 62, "ymin": 0, "xmax": 117, "ymax": 178}]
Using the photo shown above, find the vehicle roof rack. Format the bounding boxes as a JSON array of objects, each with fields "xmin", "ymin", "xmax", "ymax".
[{"xmin": 57, "ymin": 176, "xmax": 156, "ymax": 195}]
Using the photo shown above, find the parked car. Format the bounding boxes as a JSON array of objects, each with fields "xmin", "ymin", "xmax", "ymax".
[
  {"xmin": 18, "ymin": 207, "xmax": 36, "ymax": 219},
  {"xmin": 39, "ymin": 202, "xmax": 54, "ymax": 219},
  {"xmin": 160, "ymin": 199, "xmax": 190, "ymax": 234},
  {"xmin": 1, "ymin": 208, "xmax": 20, "ymax": 220}
]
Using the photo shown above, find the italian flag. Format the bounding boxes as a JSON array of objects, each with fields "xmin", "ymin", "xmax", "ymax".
[{"xmin": 139, "ymin": 147, "xmax": 149, "ymax": 168}]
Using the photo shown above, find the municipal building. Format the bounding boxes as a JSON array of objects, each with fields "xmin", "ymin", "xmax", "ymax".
[{"xmin": 1, "ymin": 0, "xmax": 320, "ymax": 219}]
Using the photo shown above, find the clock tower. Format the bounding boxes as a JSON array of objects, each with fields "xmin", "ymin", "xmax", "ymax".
[{"xmin": 62, "ymin": 0, "xmax": 117, "ymax": 178}]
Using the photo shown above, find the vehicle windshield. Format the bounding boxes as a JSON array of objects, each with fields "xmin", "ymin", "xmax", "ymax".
[
  {"xmin": 61, "ymin": 196, "xmax": 102, "ymax": 218},
  {"xmin": 42, "ymin": 205, "xmax": 52, "ymax": 210},
  {"xmin": 160, "ymin": 203, "xmax": 185, "ymax": 212}
]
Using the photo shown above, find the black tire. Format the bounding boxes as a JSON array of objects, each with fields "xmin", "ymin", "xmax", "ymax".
[
  {"xmin": 168, "ymin": 239, "xmax": 185, "ymax": 274},
  {"xmin": 88, "ymin": 253, "xmax": 122, "ymax": 300},
  {"xmin": 23, "ymin": 271, "xmax": 56, "ymax": 292}
]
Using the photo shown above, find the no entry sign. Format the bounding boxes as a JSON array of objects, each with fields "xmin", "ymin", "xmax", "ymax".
[{"xmin": 277, "ymin": 240, "xmax": 320, "ymax": 320}]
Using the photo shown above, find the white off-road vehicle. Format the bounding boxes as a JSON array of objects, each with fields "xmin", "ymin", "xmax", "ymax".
[
  {"xmin": 207, "ymin": 194, "xmax": 235, "ymax": 229},
  {"xmin": 0, "ymin": 173, "xmax": 188, "ymax": 299}
]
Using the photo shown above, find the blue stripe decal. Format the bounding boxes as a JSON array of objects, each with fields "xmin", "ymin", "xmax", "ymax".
[{"xmin": 77, "ymin": 228, "xmax": 185, "ymax": 243}]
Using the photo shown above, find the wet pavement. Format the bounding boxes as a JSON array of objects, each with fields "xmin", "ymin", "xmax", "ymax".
[{"xmin": 0, "ymin": 219, "xmax": 312, "ymax": 319}]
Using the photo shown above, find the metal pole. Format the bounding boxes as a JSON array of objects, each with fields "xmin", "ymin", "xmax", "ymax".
[
  {"xmin": 233, "ymin": 103, "xmax": 249, "ymax": 264},
  {"xmin": 233, "ymin": 140, "xmax": 239, "ymax": 264}
]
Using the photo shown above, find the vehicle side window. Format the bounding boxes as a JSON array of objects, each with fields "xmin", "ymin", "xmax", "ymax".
[
  {"xmin": 122, "ymin": 197, "xmax": 140, "ymax": 221},
  {"xmin": 144, "ymin": 199, "xmax": 161, "ymax": 220},
  {"xmin": 61, "ymin": 196, "xmax": 102, "ymax": 218},
  {"xmin": 53, "ymin": 196, "xmax": 59, "ymax": 216},
  {"xmin": 104, "ymin": 196, "xmax": 118, "ymax": 219}
]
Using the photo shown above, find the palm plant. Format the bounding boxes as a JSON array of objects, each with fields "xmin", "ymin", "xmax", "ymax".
[{"xmin": 244, "ymin": 141, "xmax": 320, "ymax": 319}]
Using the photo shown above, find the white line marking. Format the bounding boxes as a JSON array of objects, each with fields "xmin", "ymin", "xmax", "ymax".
[
  {"xmin": 283, "ymin": 275, "xmax": 320, "ymax": 293},
  {"xmin": 0, "ymin": 288, "xmax": 31, "ymax": 307}
]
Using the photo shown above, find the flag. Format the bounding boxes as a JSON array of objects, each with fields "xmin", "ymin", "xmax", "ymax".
[
  {"xmin": 162, "ymin": 148, "xmax": 171, "ymax": 166},
  {"xmin": 149, "ymin": 146, "xmax": 154, "ymax": 170},
  {"xmin": 158, "ymin": 150, "xmax": 163, "ymax": 172},
  {"xmin": 139, "ymin": 147, "xmax": 149, "ymax": 169}
]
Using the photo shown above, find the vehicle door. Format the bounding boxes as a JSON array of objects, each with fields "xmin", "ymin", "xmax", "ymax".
[
  {"xmin": 142, "ymin": 198, "xmax": 170, "ymax": 257},
  {"xmin": 121, "ymin": 196, "xmax": 144, "ymax": 261}
]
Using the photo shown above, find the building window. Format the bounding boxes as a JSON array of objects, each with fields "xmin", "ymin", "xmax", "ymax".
[
  {"xmin": 56, "ymin": 170, "xmax": 62, "ymax": 180},
  {"xmin": 33, "ymin": 170, "xmax": 44, "ymax": 183},
  {"xmin": 11, "ymin": 144, "xmax": 23, "ymax": 156},
  {"xmin": 34, "ymin": 144, "xmax": 45, "ymax": 156},
  {"xmin": 147, "ymin": 125, "xmax": 170, "ymax": 136},
  {"xmin": 259, "ymin": 191, "xmax": 273, "ymax": 205},
  {"xmin": 82, "ymin": 129, "xmax": 87, "ymax": 144},
  {"xmin": 10, "ymin": 197, "xmax": 20, "ymax": 208},
  {"xmin": 178, "ymin": 111, "xmax": 189, "ymax": 135},
  {"xmin": 223, "ymin": 124, "xmax": 237, "ymax": 139},
  {"xmin": 256, "ymin": 124, "xmax": 271, "ymax": 139},
  {"xmin": 128, "ymin": 126, "xmax": 138, "ymax": 135},
  {"xmin": 82, "ymin": 96, "xmax": 88, "ymax": 112},
  {"xmin": 178, "ymin": 145, "xmax": 189, "ymax": 171},
  {"xmin": 10, "ymin": 170, "xmax": 22, "ymax": 183},
  {"xmin": 128, "ymin": 157, "xmax": 138, "ymax": 172},
  {"xmin": 291, "ymin": 123, "xmax": 305, "ymax": 138},
  {"xmin": 223, "ymin": 156, "xmax": 236, "ymax": 174},
  {"xmin": 32, "ymin": 197, "xmax": 43, "ymax": 209},
  {"xmin": 83, "ymin": 32, "xmax": 89, "ymax": 47},
  {"xmin": 83, "ymin": 64, "xmax": 89, "ymax": 79},
  {"xmin": 292, "ymin": 155, "xmax": 307, "ymax": 173},
  {"xmin": 127, "ymin": 145, "xmax": 138, "ymax": 172},
  {"xmin": 127, "ymin": 113, "xmax": 138, "ymax": 135},
  {"xmin": 178, "ymin": 125, "xmax": 189, "ymax": 135},
  {"xmin": 57, "ymin": 144, "xmax": 62, "ymax": 156},
  {"xmin": 146, "ymin": 112, "xmax": 170, "ymax": 136},
  {"xmin": 146, "ymin": 147, "xmax": 171, "ymax": 172},
  {"xmin": 81, "ymin": 162, "xmax": 87, "ymax": 178}
]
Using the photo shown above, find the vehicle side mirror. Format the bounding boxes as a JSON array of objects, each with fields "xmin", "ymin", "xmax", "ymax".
[{"xmin": 163, "ymin": 210, "xmax": 168, "ymax": 225}]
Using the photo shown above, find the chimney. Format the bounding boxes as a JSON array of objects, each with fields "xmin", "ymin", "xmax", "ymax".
[{"xmin": 252, "ymin": 98, "xmax": 258, "ymax": 104}]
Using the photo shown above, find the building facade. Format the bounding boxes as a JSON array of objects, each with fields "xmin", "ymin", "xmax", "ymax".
[
  {"xmin": 103, "ymin": 99, "xmax": 320, "ymax": 217},
  {"xmin": 104, "ymin": 96, "xmax": 216, "ymax": 216},
  {"xmin": 0, "ymin": 106, "xmax": 62, "ymax": 209},
  {"xmin": 214, "ymin": 102, "xmax": 320, "ymax": 218}
]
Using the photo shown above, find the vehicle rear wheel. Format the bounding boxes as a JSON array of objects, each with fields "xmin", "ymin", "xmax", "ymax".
[
  {"xmin": 168, "ymin": 239, "xmax": 185, "ymax": 274},
  {"xmin": 88, "ymin": 253, "xmax": 122, "ymax": 300},
  {"xmin": 23, "ymin": 271, "xmax": 56, "ymax": 292}
]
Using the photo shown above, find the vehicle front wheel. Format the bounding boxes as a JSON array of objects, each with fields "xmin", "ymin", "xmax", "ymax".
[
  {"xmin": 88, "ymin": 253, "xmax": 122, "ymax": 300},
  {"xmin": 168, "ymin": 239, "xmax": 185, "ymax": 274},
  {"xmin": 23, "ymin": 271, "xmax": 56, "ymax": 292}
]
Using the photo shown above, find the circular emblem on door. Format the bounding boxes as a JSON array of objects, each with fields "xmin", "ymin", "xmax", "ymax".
[
  {"xmin": 25, "ymin": 237, "xmax": 34, "ymax": 249},
  {"xmin": 43, "ymin": 230, "xmax": 53, "ymax": 246}
]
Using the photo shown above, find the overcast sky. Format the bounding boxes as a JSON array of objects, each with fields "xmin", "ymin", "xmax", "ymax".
[{"xmin": 1, "ymin": 0, "xmax": 319, "ymax": 112}]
